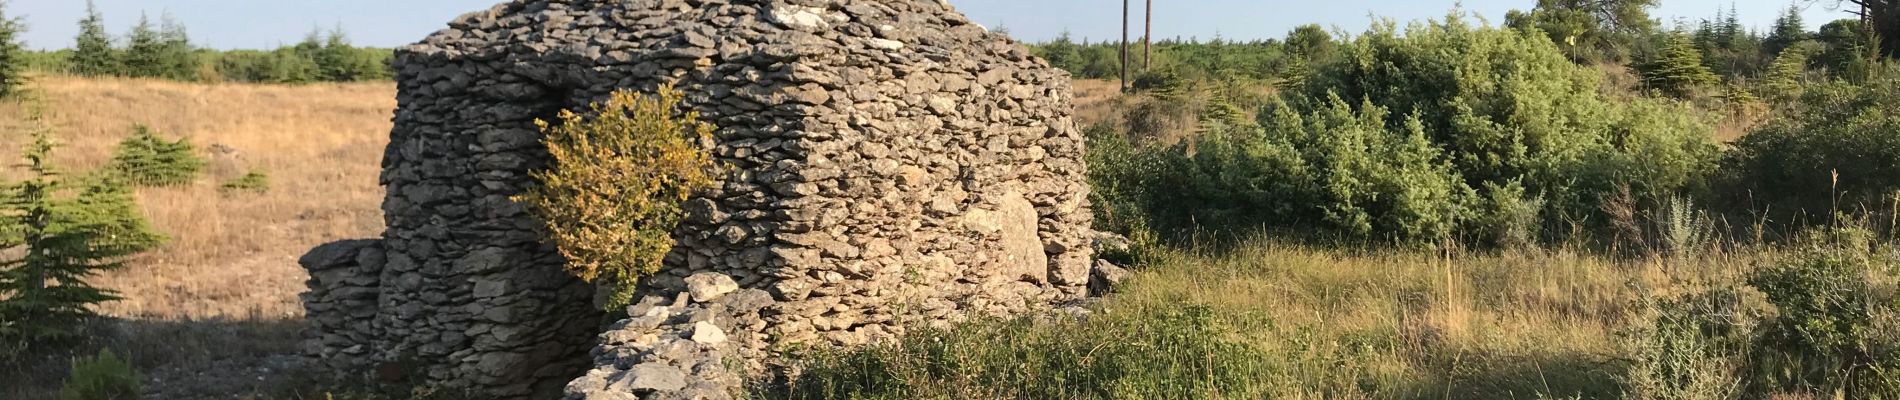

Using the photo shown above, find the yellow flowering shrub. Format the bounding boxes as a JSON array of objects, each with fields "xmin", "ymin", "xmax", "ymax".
[{"xmin": 517, "ymin": 86, "xmax": 719, "ymax": 308}]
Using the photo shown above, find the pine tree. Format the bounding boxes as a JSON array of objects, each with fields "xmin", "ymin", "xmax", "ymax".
[
  {"xmin": 1694, "ymin": 15, "xmax": 1718, "ymax": 50},
  {"xmin": 1763, "ymin": 46, "xmax": 1810, "ymax": 101},
  {"xmin": 313, "ymin": 27, "xmax": 379, "ymax": 82},
  {"xmin": 1816, "ymin": 0, "xmax": 1896, "ymax": 59},
  {"xmin": 0, "ymin": 0, "xmax": 27, "ymax": 99},
  {"xmin": 1818, "ymin": 19, "xmax": 1874, "ymax": 79},
  {"xmin": 317, "ymin": 28, "xmax": 350, "ymax": 81},
  {"xmin": 0, "ymin": 107, "xmax": 165, "ymax": 346},
  {"xmin": 1720, "ymin": 3, "xmax": 1744, "ymax": 49},
  {"xmin": 108, "ymin": 125, "xmax": 206, "ymax": 187},
  {"xmin": 120, "ymin": 14, "xmax": 164, "ymax": 78},
  {"xmin": 263, "ymin": 47, "xmax": 317, "ymax": 84},
  {"xmin": 272, "ymin": 28, "xmax": 327, "ymax": 83},
  {"xmin": 1038, "ymin": 31, "xmax": 1083, "ymax": 73},
  {"xmin": 1638, "ymin": 33, "xmax": 1719, "ymax": 98},
  {"xmin": 1765, "ymin": 4, "xmax": 1808, "ymax": 56},
  {"xmin": 1285, "ymin": 24, "xmax": 1334, "ymax": 58},
  {"xmin": 1694, "ymin": 5, "xmax": 1749, "ymax": 52},
  {"xmin": 294, "ymin": 28, "xmax": 323, "ymax": 56},
  {"xmin": 156, "ymin": 14, "xmax": 196, "ymax": 81},
  {"xmin": 71, "ymin": 0, "xmax": 117, "ymax": 77}
]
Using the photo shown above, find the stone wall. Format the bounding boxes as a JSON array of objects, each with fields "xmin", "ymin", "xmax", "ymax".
[{"xmin": 300, "ymin": 0, "xmax": 1093, "ymax": 398}]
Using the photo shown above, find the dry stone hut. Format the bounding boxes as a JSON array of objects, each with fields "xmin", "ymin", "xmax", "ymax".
[{"xmin": 299, "ymin": 0, "xmax": 1095, "ymax": 398}]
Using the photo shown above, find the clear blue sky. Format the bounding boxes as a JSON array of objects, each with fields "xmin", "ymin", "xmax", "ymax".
[{"xmin": 9, "ymin": 0, "xmax": 1853, "ymax": 50}]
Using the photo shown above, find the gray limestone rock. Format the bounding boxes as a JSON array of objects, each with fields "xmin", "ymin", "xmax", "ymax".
[
  {"xmin": 690, "ymin": 322, "xmax": 727, "ymax": 345},
  {"xmin": 300, "ymin": 240, "xmax": 377, "ymax": 271},
  {"xmin": 617, "ymin": 363, "xmax": 687, "ymax": 392},
  {"xmin": 683, "ymin": 273, "xmax": 740, "ymax": 303},
  {"xmin": 1089, "ymin": 260, "xmax": 1131, "ymax": 296}
]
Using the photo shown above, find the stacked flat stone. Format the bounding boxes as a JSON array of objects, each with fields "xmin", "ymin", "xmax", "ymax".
[
  {"xmin": 300, "ymin": 0, "xmax": 1092, "ymax": 398},
  {"xmin": 565, "ymin": 274, "xmax": 766, "ymax": 400}
]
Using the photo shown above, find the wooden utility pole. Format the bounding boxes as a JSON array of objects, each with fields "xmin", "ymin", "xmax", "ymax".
[
  {"xmin": 1855, "ymin": 1, "xmax": 1879, "ymax": 62},
  {"xmin": 1144, "ymin": 0, "xmax": 1153, "ymax": 71},
  {"xmin": 1120, "ymin": 0, "xmax": 1130, "ymax": 92},
  {"xmin": 1865, "ymin": 2, "xmax": 1876, "ymax": 61}
]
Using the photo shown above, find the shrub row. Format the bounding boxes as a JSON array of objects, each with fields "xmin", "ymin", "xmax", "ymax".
[{"xmin": 1093, "ymin": 15, "xmax": 1725, "ymax": 246}]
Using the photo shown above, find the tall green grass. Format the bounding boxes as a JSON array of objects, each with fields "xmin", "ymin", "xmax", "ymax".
[{"xmin": 766, "ymin": 238, "xmax": 1772, "ymax": 399}]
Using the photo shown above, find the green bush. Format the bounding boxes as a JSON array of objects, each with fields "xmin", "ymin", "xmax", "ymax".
[
  {"xmin": 1719, "ymin": 70, "xmax": 1900, "ymax": 230},
  {"xmin": 108, "ymin": 125, "xmax": 206, "ymax": 187},
  {"xmin": 1128, "ymin": 67, "xmax": 1186, "ymax": 95},
  {"xmin": 58, "ymin": 349, "xmax": 140, "ymax": 400},
  {"xmin": 1083, "ymin": 123, "xmax": 1180, "ymax": 238},
  {"xmin": 1619, "ymin": 226, "xmax": 1900, "ymax": 398},
  {"xmin": 516, "ymin": 87, "xmax": 719, "ymax": 309},
  {"xmin": 1636, "ymin": 33, "xmax": 1720, "ymax": 98},
  {"xmin": 1093, "ymin": 13, "xmax": 1719, "ymax": 245},
  {"xmin": 1814, "ymin": 19, "xmax": 1877, "ymax": 82},
  {"xmin": 1184, "ymin": 96, "xmax": 1475, "ymax": 241},
  {"xmin": 1475, "ymin": 180, "xmax": 1546, "ymax": 249},
  {"xmin": 58, "ymin": 349, "xmax": 141, "ymax": 400},
  {"xmin": 1306, "ymin": 14, "xmax": 1717, "ymax": 241},
  {"xmin": 1621, "ymin": 288, "xmax": 1753, "ymax": 400},
  {"xmin": 1744, "ymin": 227, "xmax": 1900, "ymax": 395},
  {"xmin": 1760, "ymin": 45, "xmax": 1814, "ymax": 103},
  {"xmin": 219, "ymin": 170, "xmax": 269, "ymax": 194}
]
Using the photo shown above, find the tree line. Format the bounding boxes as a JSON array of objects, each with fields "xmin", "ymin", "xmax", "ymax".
[
  {"xmin": 27, "ymin": 1, "xmax": 392, "ymax": 84},
  {"xmin": 1033, "ymin": 1, "xmax": 1890, "ymax": 98}
]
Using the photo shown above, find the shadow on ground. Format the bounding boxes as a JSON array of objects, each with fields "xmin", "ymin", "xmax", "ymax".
[
  {"xmin": 1403, "ymin": 351, "xmax": 1627, "ymax": 400},
  {"xmin": 2, "ymin": 314, "xmax": 310, "ymax": 400}
]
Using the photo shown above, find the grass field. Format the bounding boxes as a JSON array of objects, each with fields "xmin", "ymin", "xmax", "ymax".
[
  {"xmin": 775, "ymin": 239, "xmax": 1786, "ymax": 399},
  {"xmin": 0, "ymin": 76, "xmax": 392, "ymax": 398},
  {"xmin": 16, "ymin": 76, "xmax": 392, "ymax": 320}
]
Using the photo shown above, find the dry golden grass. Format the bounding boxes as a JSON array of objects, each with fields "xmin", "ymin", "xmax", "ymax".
[
  {"xmin": 0, "ymin": 75, "xmax": 391, "ymax": 320},
  {"xmin": 1072, "ymin": 79, "xmax": 1125, "ymax": 128},
  {"xmin": 1073, "ymin": 79, "xmax": 1204, "ymax": 148},
  {"xmin": 1713, "ymin": 105, "xmax": 1768, "ymax": 144},
  {"xmin": 0, "ymin": 75, "xmax": 392, "ymax": 398}
]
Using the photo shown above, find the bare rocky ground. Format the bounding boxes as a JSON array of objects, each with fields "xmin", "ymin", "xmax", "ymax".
[{"xmin": 142, "ymin": 352, "xmax": 307, "ymax": 399}]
